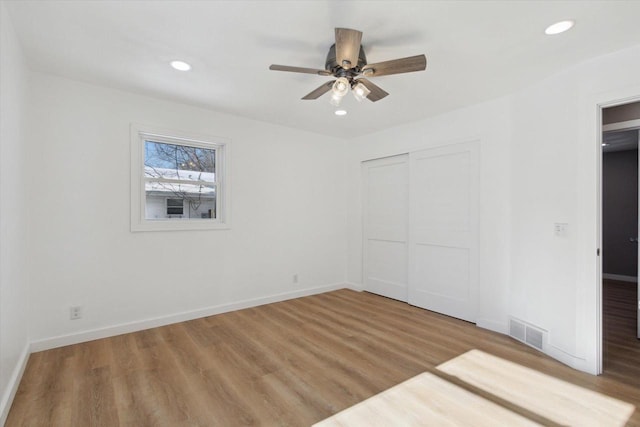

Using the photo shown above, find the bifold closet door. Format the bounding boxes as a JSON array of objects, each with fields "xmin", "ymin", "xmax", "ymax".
[
  {"xmin": 362, "ymin": 154, "xmax": 409, "ymax": 302},
  {"xmin": 408, "ymin": 143, "xmax": 479, "ymax": 323}
]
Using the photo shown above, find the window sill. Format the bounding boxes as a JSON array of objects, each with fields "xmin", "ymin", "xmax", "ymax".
[{"xmin": 131, "ymin": 219, "xmax": 231, "ymax": 232}]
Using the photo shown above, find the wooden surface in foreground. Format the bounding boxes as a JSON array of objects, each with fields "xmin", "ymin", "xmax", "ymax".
[
  {"xmin": 313, "ymin": 369, "xmax": 541, "ymax": 427},
  {"xmin": 7, "ymin": 285, "xmax": 640, "ymax": 426}
]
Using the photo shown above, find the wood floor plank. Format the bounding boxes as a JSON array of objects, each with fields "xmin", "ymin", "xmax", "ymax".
[
  {"xmin": 6, "ymin": 286, "xmax": 640, "ymax": 426},
  {"xmin": 72, "ymin": 366, "xmax": 119, "ymax": 427}
]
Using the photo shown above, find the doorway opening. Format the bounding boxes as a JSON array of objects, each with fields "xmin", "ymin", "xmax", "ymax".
[{"xmin": 600, "ymin": 100, "xmax": 640, "ymax": 383}]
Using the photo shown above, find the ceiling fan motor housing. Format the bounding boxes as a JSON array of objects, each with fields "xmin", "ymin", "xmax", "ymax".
[{"xmin": 325, "ymin": 44, "xmax": 367, "ymax": 79}]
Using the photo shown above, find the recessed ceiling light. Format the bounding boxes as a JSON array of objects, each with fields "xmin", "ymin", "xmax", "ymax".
[
  {"xmin": 545, "ymin": 20, "xmax": 575, "ymax": 35},
  {"xmin": 170, "ymin": 60, "xmax": 191, "ymax": 71},
  {"xmin": 334, "ymin": 110, "xmax": 347, "ymax": 116}
]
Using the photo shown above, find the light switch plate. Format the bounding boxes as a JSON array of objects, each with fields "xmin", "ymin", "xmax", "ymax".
[{"xmin": 554, "ymin": 223, "xmax": 568, "ymax": 237}]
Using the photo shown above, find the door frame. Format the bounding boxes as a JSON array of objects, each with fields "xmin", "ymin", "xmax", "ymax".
[{"xmin": 596, "ymin": 94, "xmax": 640, "ymax": 375}]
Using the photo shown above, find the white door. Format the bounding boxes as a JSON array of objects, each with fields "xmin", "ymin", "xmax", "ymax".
[
  {"xmin": 362, "ymin": 154, "xmax": 409, "ymax": 301},
  {"xmin": 408, "ymin": 142, "xmax": 479, "ymax": 323}
]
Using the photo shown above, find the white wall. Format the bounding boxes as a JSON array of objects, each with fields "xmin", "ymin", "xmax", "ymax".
[
  {"xmin": 26, "ymin": 72, "xmax": 348, "ymax": 346},
  {"xmin": 0, "ymin": 2, "xmax": 31, "ymax": 423},
  {"xmin": 347, "ymin": 43, "xmax": 640, "ymax": 374},
  {"xmin": 346, "ymin": 98, "xmax": 513, "ymax": 334},
  {"xmin": 509, "ymin": 44, "xmax": 640, "ymax": 373}
]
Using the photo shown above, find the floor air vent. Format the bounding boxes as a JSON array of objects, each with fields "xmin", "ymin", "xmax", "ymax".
[
  {"xmin": 525, "ymin": 326, "xmax": 544, "ymax": 350},
  {"xmin": 509, "ymin": 318, "xmax": 526, "ymax": 342},
  {"xmin": 509, "ymin": 317, "xmax": 545, "ymax": 351}
]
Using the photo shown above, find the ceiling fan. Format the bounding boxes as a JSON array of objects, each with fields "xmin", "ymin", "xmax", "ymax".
[{"xmin": 269, "ymin": 28, "xmax": 427, "ymax": 105}]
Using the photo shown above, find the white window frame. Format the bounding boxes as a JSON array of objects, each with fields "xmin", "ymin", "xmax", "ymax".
[{"xmin": 130, "ymin": 123, "xmax": 230, "ymax": 232}]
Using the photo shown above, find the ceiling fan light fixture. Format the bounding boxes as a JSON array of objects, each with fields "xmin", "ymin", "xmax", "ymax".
[
  {"xmin": 330, "ymin": 92, "xmax": 343, "ymax": 106},
  {"xmin": 352, "ymin": 82, "xmax": 371, "ymax": 102},
  {"xmin": 332, "ymin": 77, "xmax": 350, "ymax": 97},
  {"xmin": 330, "ymin": 77, "xmax": 350, "ymax": 105}
]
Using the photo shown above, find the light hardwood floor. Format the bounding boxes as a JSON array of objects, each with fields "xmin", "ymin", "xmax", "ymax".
[{"xmin": 6, "ymin": 288, "xmax": 640, "ymax": 426}]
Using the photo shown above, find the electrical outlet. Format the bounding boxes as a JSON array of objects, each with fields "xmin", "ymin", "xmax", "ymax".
[
  {"xmin": 70, "ymin": 306, "xmax": 83, "ymax": 320},
  {"xmin": 293, "ymin": 274, "xmax": 299, "ymax": 284}
]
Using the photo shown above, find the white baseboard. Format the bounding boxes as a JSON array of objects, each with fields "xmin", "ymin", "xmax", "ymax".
[
  {"xmin": 546, "ymin": 343, "xmax": 593, "ymax": 374},
  {"xmin": 0, "ymin": 342, "xmax": 30, "ymax": 425},
  {"xmin": 476, "ymin": 317, "xmax": 507, "ymax": 335},
  {"xmin": 603, "ymin": 273, "xmax": 637, "ymax": 283},
  {"xmin": 344, "ymin": 282, "xmax": 364, "ymax": 292},
  {"xmin": 30, "ymin": 282, "xmax": 349, "ymax": 352}
]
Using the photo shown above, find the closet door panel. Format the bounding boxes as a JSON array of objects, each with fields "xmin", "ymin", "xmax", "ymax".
[
  {"xmin": 362, "ymin": 154, "xmax": 409, "ymax": 301},
  {"xmin": 409, "ymin": 143, "xmax": 479, "ymax": 322}
]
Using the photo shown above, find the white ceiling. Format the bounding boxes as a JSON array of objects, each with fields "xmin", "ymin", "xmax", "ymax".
[{"xmin": 6, "ymin": 0, "xmax": 640, "ymax": 138}]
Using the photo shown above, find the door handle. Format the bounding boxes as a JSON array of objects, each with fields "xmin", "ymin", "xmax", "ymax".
[{"xmin": 630, "ymin": 237, "xmax": 639, "ymax": 243}]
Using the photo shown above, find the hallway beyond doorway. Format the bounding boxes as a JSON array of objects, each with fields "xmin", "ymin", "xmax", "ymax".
[{"xmin": 603, "ymin": 279, "xmax": 640, "ymax": 387}]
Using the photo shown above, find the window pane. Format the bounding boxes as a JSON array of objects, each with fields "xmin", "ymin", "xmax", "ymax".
[
  {"xmin": 166, "ymin": 198, "xmax": 184, "ymax": 215},
  {"xmin": 145, "ymin": 182, "xmax": 216, "ymax": 219},
  {"xmin": 145, "ymin": 140, "xmax": 215, "ymax": 182}
]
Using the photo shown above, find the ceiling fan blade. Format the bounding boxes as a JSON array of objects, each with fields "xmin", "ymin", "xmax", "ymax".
[
  {"xmin": 357, "ymin": 78, "xmax": 389, "ymax": 102},
  {"xmin": 335, "ymin": 28, "xmax": 363, "ymax": 69},
  {"xmin": 269, "ymin": 64, "xmax": 332, "ymax": 76},
  {"xmin": 302, "ymin": 81, "xmax": 335, "ymax": 100},
  {"xmin": 362, "ymin": 54, "xmax": 427, "ymax": 77}
]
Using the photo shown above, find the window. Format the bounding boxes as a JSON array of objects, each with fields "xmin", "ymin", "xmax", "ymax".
[
  {"xmin": 144, "ymin": 140, "xmax": 216, "ymax": 220},
  {"xmin": 166, "ymin": 198, "xmax": 184, "ymax": 216},
  {"xmin": 131, "ymin": 124, "xmax": 230, "ymax": 231}
]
